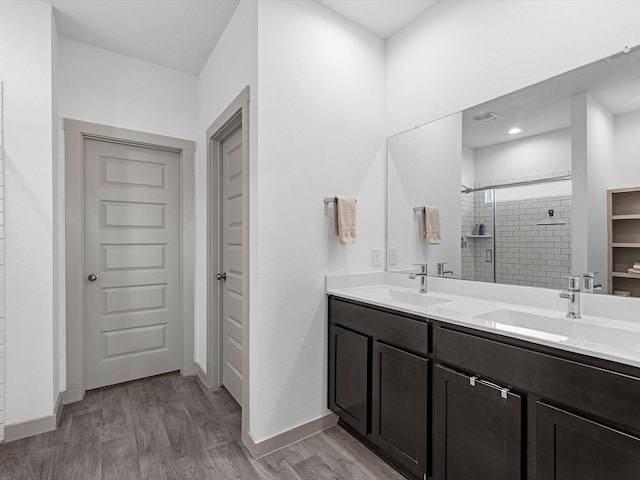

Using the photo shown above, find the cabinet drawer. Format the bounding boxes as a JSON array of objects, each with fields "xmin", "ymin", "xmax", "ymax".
[
  {"xmin": 330, "ymin": 297, "xmax": 429, "ymax": 356},
  {"xmin": 435, "ymin": 326, "xmax": 640, "ymax": 431}
]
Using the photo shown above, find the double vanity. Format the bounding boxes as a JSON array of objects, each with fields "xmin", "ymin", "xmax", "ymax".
[{"xmin": 326, "ymin": 275, "xmax": 640, "ymax": 480}]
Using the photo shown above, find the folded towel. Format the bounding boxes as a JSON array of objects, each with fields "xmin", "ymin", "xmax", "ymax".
[
  {"xmin": 628, "ymin": 268, "xmax": 640, "ymax": 275},
  {"xmin": 334, "ymin": 196, "xmax": 357, "ymax": 245},
  {"xmin": 634, "ymin": 261, "xmax": 640, "ymax": 269},
  {"xmin": 420, "ymin": 206, "xmax": 441, "ymax": 245}
]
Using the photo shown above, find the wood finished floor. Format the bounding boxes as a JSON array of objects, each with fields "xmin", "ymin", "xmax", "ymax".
[{"xmin": 0, "ymin": 373, "xmax": 405, "ymax": 480}]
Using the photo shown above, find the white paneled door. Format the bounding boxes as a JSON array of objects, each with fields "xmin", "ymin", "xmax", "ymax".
[
  {"xmin": 221, "ymin": 127, "xmax": 244, "ymax": 404},
  {"xmin": 84, "ymin": 139, "xmax": 181, "ymax": 389}
]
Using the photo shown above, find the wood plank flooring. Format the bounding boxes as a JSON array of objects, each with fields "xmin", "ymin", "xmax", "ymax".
[{"xmin": 0, "ymin": 373, "xmax": 405, "ymax": 480}]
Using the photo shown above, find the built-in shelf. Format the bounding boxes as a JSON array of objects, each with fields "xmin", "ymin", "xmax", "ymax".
[
  {"xmin": 466, "ymin": 234, "xmax": 493, "ymax": 238},
  {"xmin": 612, "ymin": 272, "xmax": 640, "ymax": 279},
  {"xmin": 609, "ymin": 187, "xmax": 640, "ymax": 295}
]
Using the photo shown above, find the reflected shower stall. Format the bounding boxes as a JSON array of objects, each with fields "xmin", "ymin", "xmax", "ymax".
[{"xmin": 461, "ymin": 179, "xmax": 572, "ymax": 289}]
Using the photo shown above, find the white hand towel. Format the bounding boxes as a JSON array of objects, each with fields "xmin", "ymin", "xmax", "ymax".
[
  {"xmin": 334, "ymin": 196, "xmax": 357, "ymax": 245},
  {"xmin": 420, "ymin": 206, "xmax": 441, "ymax": 245}
]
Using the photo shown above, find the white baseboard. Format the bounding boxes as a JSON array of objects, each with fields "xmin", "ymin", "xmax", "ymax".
[
  {"xmin": 4, "ymin": 391, "xmax": 65, "ymax": 442},
  {"xmin": 245, "ymin": 412, "xmax": 339, "ymax": 459}
]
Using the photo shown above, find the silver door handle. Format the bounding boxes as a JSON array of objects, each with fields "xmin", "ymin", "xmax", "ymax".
[
  {"xmin": 87, "ymin": 273, "xmax": 99, "ymax": 282},
  {"xmin": 216, "ymin": 273, "xmax": 227, "ymax": 281}
]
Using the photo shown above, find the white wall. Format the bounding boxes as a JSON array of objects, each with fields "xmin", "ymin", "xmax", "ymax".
[
  {"xmin": 473, "ymin": 128, "xmax": 571, "ymax": 186},
  {"xmin": 195, "ymin": 0, "xmax": 258, "ymax": 373},
  {"xmin": 0, "ymin": 1, "xmax": 56, "ymax": 425},
  {"xmin": 59, "ymin": 38, "xmax": 197, "ymax": 140},
  {"xmin": 251, "ymin": 0, "xmax": 385, "ymax": 442},
  {"xmin": 387, "ymin": 113, "xmax": 462, "ymax": 275},
  {"xmin": 586, "ymin": 96, "xmax": 615, "ymax": 291},
  {"xmin": 614, "ymin": 109, "xmax": 640, "ymax": 185},
  {"xmin": 386, "ymin": 0, "xmax": 640, "ymax": 135}
]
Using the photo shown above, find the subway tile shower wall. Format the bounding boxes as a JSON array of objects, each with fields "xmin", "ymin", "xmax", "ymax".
[
  {"xmin": 0, "ymin": 83, "xmax": 5, "ymax": 441},
  {"xmin": 496, "ymin": 195, "xmax": 572, "ymax": 290},
  {"xmin": 461, "ymin": 192, "xmax": 572, "ymax": 290}
]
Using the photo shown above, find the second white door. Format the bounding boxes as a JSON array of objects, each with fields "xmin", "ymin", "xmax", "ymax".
[{"xmin": 220, "ymin": 127, "xmax": 244, "ymax": 404}]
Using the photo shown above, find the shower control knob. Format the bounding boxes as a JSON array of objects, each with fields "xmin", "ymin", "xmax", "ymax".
[{"xmin": 87, "ymin": 273, "xmax": 99, "ymax": 282}]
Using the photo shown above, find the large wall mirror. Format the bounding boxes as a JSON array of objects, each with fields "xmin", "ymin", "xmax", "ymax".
[{"xmin": 387, "ymin": 46, "xmax": 640, "ymax": 298}]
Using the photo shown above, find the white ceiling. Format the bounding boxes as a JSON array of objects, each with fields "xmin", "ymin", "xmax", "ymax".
[
  {"xmin": 316, "ymin": 0, "xmax": 439, "ymax": 39},
  {"xmin": 49, "ymin": 0, "xmax": 240, "ymax": 75},
  {"xmin": 48, "ymin": 0, "xmax": 438, "ymax": 75},
  {"xmin": 463, "ymin": 48, "xmax": 640, "ymax": 149}
]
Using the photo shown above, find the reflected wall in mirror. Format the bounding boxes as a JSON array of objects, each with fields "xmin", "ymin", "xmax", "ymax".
[
  {"xmin": 386, "ymin": 46, "xmax": 640, "ymax": 297},
  {"xmin": 386, "ymin": 113, "xmax": 462, "ymax": 276}
]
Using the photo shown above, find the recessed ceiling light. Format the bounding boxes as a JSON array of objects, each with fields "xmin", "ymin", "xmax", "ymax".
[{"xmin": 508, "ymin": 127, "xmax": 522, "ymax": 135}]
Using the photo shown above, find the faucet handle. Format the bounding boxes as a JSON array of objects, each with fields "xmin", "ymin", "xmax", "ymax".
[
  {"xmin": 562, "ymin": 274, "xmax": 581, "ymax": 291},
  {"xmin": 412, "ymin": 263, "xmax": 429, "ymax": 274},
  {"xmin": 581, "ymin": 272, "xmax": 600, "ymax": 293}
]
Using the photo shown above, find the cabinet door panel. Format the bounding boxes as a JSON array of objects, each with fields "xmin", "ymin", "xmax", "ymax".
[
  {"xmin": 537, "ymin": 402, "xmax": 640, "ymax": 480},
  {"xmin": 434, "ymin": 365, "xmax": 523, "ymax": 480},
  {"xmin": 372, "ymin": 342, "xmax": 429, "ymax": 480},
  {"xmin": 329, "ymin": 324, "xmax": 370, "ymax": 435}
]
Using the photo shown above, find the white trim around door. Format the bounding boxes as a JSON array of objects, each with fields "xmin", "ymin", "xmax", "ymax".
[
  {"xmin": 205, "ymin": 86, "xmax": 251, "ymax": 452},
  {"xmin": 64, "ymin": 119, "xmax": 196, "ymax": 403}
]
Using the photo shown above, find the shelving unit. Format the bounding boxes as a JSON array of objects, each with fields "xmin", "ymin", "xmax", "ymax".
[{"xmin": 608, "ymin": 187, "xmax": 640, "ymax": 296}]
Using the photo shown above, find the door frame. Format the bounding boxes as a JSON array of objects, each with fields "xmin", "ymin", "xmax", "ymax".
[
  {"xmin": 64, "ymin": 118, "xmax": 196, "ymax": 403},
  {"xmin": 204, "ymin": 87, "xmax": 250, "ymax": 443}
]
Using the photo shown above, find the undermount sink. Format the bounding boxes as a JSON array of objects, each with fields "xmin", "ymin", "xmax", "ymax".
[
  {"xmin": 476, "ymin": 309, "xmax": 564, "ymax": 333},
  {"xmin": 475, "ymin": 309, "xmax": 640, "ymax": 351},
  {"xmin": 386, "ymin": 289, "xmax": 450, "ymax": 308}
]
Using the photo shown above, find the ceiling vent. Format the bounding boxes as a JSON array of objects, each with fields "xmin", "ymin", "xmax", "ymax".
[{"xmin": 472, "ymin": 112, "xmax": 500, "ymax": 123}]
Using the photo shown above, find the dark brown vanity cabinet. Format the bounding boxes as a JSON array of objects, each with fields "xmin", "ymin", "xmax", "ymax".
[
  {"xmin": 328, "ymin": 297, "xmax": 430, "ymax": 480},
  {"xmin": 433, "ymin": 365, "xmax": 523, "ymax": 480},
  {"xmin": 329, "ymin": 296, "xmax": 640, "ymax": 480}
]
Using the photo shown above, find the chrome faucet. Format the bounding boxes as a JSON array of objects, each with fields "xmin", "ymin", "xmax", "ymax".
[
  {"xmin": 436, "ymin": 262, "xmax": 454, "ymax": 277},
  {"xmin": 559, "ymin": 275, "xmax": 581, "ymax": 319},
  {"xmin": 409, "ymin": 264, "xmax": 429, "ymax": 293},
  {"xmin": 581, "ymin": 272, "xmax": 603, "ymax": 294}
]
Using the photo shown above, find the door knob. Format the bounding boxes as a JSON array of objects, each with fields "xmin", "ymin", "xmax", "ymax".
[
  {"xmin": 87, "ymin": 273, "xmax": 99, "ymax": 282},
  {"xmin": 216, "ymin": 273, "xmax": 227, "ymax": 281}
]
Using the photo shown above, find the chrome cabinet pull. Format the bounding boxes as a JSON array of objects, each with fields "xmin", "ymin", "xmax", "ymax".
[
  {"xmin": 216, "ymin": 272, "xmax": 227, "ymax": 281},
  {"xmin": 469, "ymin": 374, "xmax": 511, "ymax": 400}
]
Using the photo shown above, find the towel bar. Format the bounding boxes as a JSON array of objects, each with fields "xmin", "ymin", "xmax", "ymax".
[
  {"xmin": 324, "ymin": 197, "xmax": 357, "ymax": 204},
  {"xmin": 413, "ymin": 206, "xmax": 426, "ymax": 212}
]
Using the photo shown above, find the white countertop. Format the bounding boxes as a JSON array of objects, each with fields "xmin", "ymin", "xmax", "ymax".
[{"xmin": 327, "ymin": 282, "xmax": 640, "ymax": 370}]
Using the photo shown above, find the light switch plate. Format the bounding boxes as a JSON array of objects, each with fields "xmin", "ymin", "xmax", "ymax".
[
  {"xmin": 371, "ymin": 248, "xmax": 381, "ymax": 266},
  {"xmin": 389, "ymin": 248, "xmax": 398, "ymax": 265}
]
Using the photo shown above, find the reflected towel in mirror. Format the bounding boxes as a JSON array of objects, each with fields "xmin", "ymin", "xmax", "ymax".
[{"xmin": 420, "ymin": 206, "xmax": 441, "ymax": 244}]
